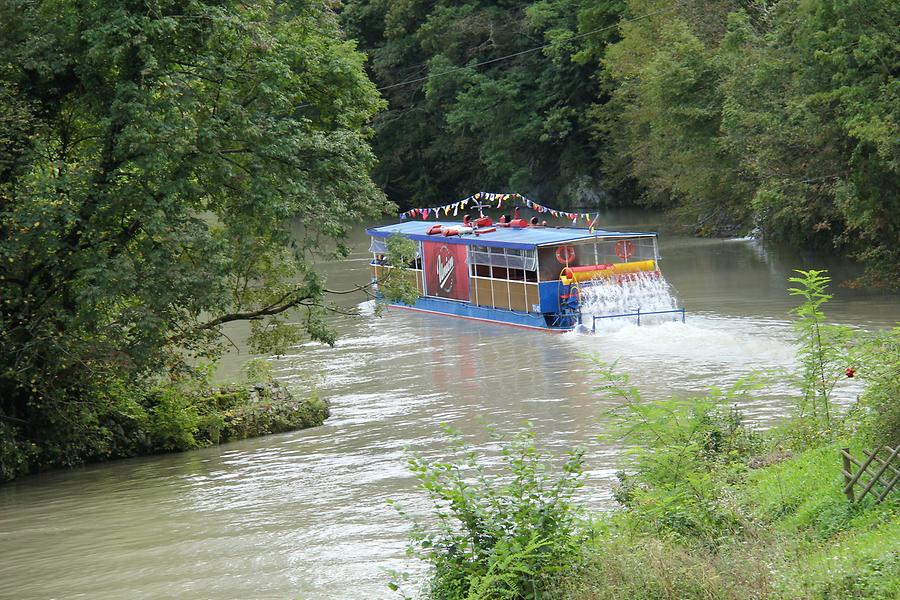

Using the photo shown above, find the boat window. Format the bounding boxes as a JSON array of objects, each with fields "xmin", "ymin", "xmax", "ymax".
[
  {"xmin": 369, "ymin": 237, "xmax": 388, "ymax": 255},
  {"xmin": 594, "ymin": 236, "xmax": 657, "ymax": 264},
  {"xmin": 470, "ymin": 263, "xmax": 538, "ymax": 282},
  {"xmin": 472, "ymin": 264, "xmax": 491, "ymax": 277},
  {"xmin": 369, "ymin": 236, "xmax": 421, "ymax": 258},
  {"xmin": 537, "ymin": 237, "xmax": 659, "ymax": 281},
  {"xmin": 469, "ymin": 246, "xmax": 537, "ymax": 271}
]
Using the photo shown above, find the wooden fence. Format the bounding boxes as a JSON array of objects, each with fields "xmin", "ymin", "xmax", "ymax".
[{"xmin": 841, "ymin": 446, "xmax": 899, "ymax": 504}]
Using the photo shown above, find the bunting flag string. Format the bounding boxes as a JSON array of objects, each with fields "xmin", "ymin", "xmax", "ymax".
[{"xmin": 399, "ymin": 192, "xmax": 597, "ymax": 226}]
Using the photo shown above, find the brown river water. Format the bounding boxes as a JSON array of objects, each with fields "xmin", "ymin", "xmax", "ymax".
[{"xmin": 1, "ymin": 210, "xmax": 898, "ymax": 599}]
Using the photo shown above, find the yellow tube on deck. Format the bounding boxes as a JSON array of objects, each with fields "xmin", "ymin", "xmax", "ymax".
[{"xmin": 560, "ymin": 260, "xmax": 657, "ymax": 285}]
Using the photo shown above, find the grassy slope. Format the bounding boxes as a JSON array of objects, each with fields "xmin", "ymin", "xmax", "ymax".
[
  {"xmin": 554, "ymin": 443, "xmax": 899, "ymax": 600},
  {"xmin": 744, "ymin": 443, "xmax": 899, "ymax": 599}
]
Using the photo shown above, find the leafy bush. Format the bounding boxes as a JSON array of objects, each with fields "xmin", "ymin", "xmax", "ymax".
[
  {"xmin": 145, "ymin": 387, "xmax": 202, "ymax": 452},
  {"xmin": 593, "ymin": 359, "xmax": 761, "ymax": 541},
  {"xmin": 215, "ymin": 387, "xmax": 329, "ymax": 442},
  {"xmin": 147, "ymin": 380, "xmax": 330, "ymax": 448},
  {"xmin": 858, "ymin": 327, "xmax": 900, "ymax": 448},
  {"xmin": 0, "ymin": 422, "xmax": 37, "ymax": 481},
  {"xmin": 393, "ymin": 426, "xmax": 587, "ymax": 600},
  {"xmin": 243, "ymin": 358, "xmax": 276, "ymax": 384}
]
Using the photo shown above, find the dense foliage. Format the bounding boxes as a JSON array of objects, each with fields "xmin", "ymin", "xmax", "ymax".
[
  {"xmin": 343, "ymin": 0, "xmax": 899, "ymax": 283},
  {"xmin": 0, "ymin": 0, "xmax": 389, "ymax": 478},
  {"xmin": 341, "ymin": 0, "xmax": 622, "ymax": 206},
  {"xmin": 600, "ymin": 0, "xmax": 899, "ymax": 280}
]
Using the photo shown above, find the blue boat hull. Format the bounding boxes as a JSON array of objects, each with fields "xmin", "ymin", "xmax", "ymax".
[{"xmin": 387, "ymin": 296, "xmax": 575, "ymax": 331}]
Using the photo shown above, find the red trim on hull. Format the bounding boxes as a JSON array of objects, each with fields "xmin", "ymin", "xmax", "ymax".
[{"xmin": 388, "ymin": 304, "xmax": 569, "ymax": 333}]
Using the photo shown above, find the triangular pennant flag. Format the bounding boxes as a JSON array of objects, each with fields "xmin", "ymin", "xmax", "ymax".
[{"xmin": 401, "ymin": 194, "xmax": 609, "ymax": 227}]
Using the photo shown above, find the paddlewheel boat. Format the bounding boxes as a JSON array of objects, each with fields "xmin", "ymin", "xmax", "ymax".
[{"xmin": 367, "ymin": 212, "xmax": 684, "ymax": 332}]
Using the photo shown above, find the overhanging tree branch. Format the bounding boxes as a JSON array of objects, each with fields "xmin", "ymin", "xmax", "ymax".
[{"xmin": 168, "ymin": 293, "xmax": 317, "ymax": 343}]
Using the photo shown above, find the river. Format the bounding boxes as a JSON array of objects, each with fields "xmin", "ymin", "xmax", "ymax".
[{"xmin": 1, "ymin": 209, "xmax": 897, "ymax": 599}]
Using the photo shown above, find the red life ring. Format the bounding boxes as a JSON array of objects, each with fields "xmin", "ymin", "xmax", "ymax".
[
  {"xmin": 614, "ymin": 240, "xmax": 635, "ymax": 260},
  {"xmin": 555, "ymin": 245, "xmax": 576, "ymax": 264}
]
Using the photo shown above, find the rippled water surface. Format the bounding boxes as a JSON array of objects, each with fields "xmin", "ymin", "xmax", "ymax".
[{"xmin": 1, "ymin": 210, "xmax": 898, "ymax": 599}]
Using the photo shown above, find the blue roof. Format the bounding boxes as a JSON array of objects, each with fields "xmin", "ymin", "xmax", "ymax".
[{"xmin": 367, "ymin": 221, "xmax": 657, "ymax": 250}]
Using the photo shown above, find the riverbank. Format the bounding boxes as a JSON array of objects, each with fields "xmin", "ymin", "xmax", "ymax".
[
  {"xmin": 0, "ymin": 379, "xmax": 329, "ymax": 482},
  {"xmin": 552, "ymin": 442, "xmax": 899, "ymax": 600},
  {"xmin": 397, "ymin": 387, "xmax": 899, "ymax": 600},
  {"xmin": 395, "ymin": 272, "xmax": 900, "ymax": 599}
]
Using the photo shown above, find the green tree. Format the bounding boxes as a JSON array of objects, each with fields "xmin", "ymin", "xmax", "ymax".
[
  {"xmin": 596, "ymin": 0, "xmax": 757, "ymax": 234},
  {"xmin": 342, "ymin": 0, "xmax": 623, "ymax": 208},
  {"xmin": 599, "ymin": 0, "xmax": 899, "ymax": 281},
  {"xmin": 0, "ymin": 0, "xmax": 387, "ymax": 473},
  {"xmin": 718, "ymin": 1, "xmax": 900, "ymax": 286}
]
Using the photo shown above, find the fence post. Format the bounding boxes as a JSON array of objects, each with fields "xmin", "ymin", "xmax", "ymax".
[{"xmin": 841, "ymin": 448, "xmax": 855, "ymax": 502}]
